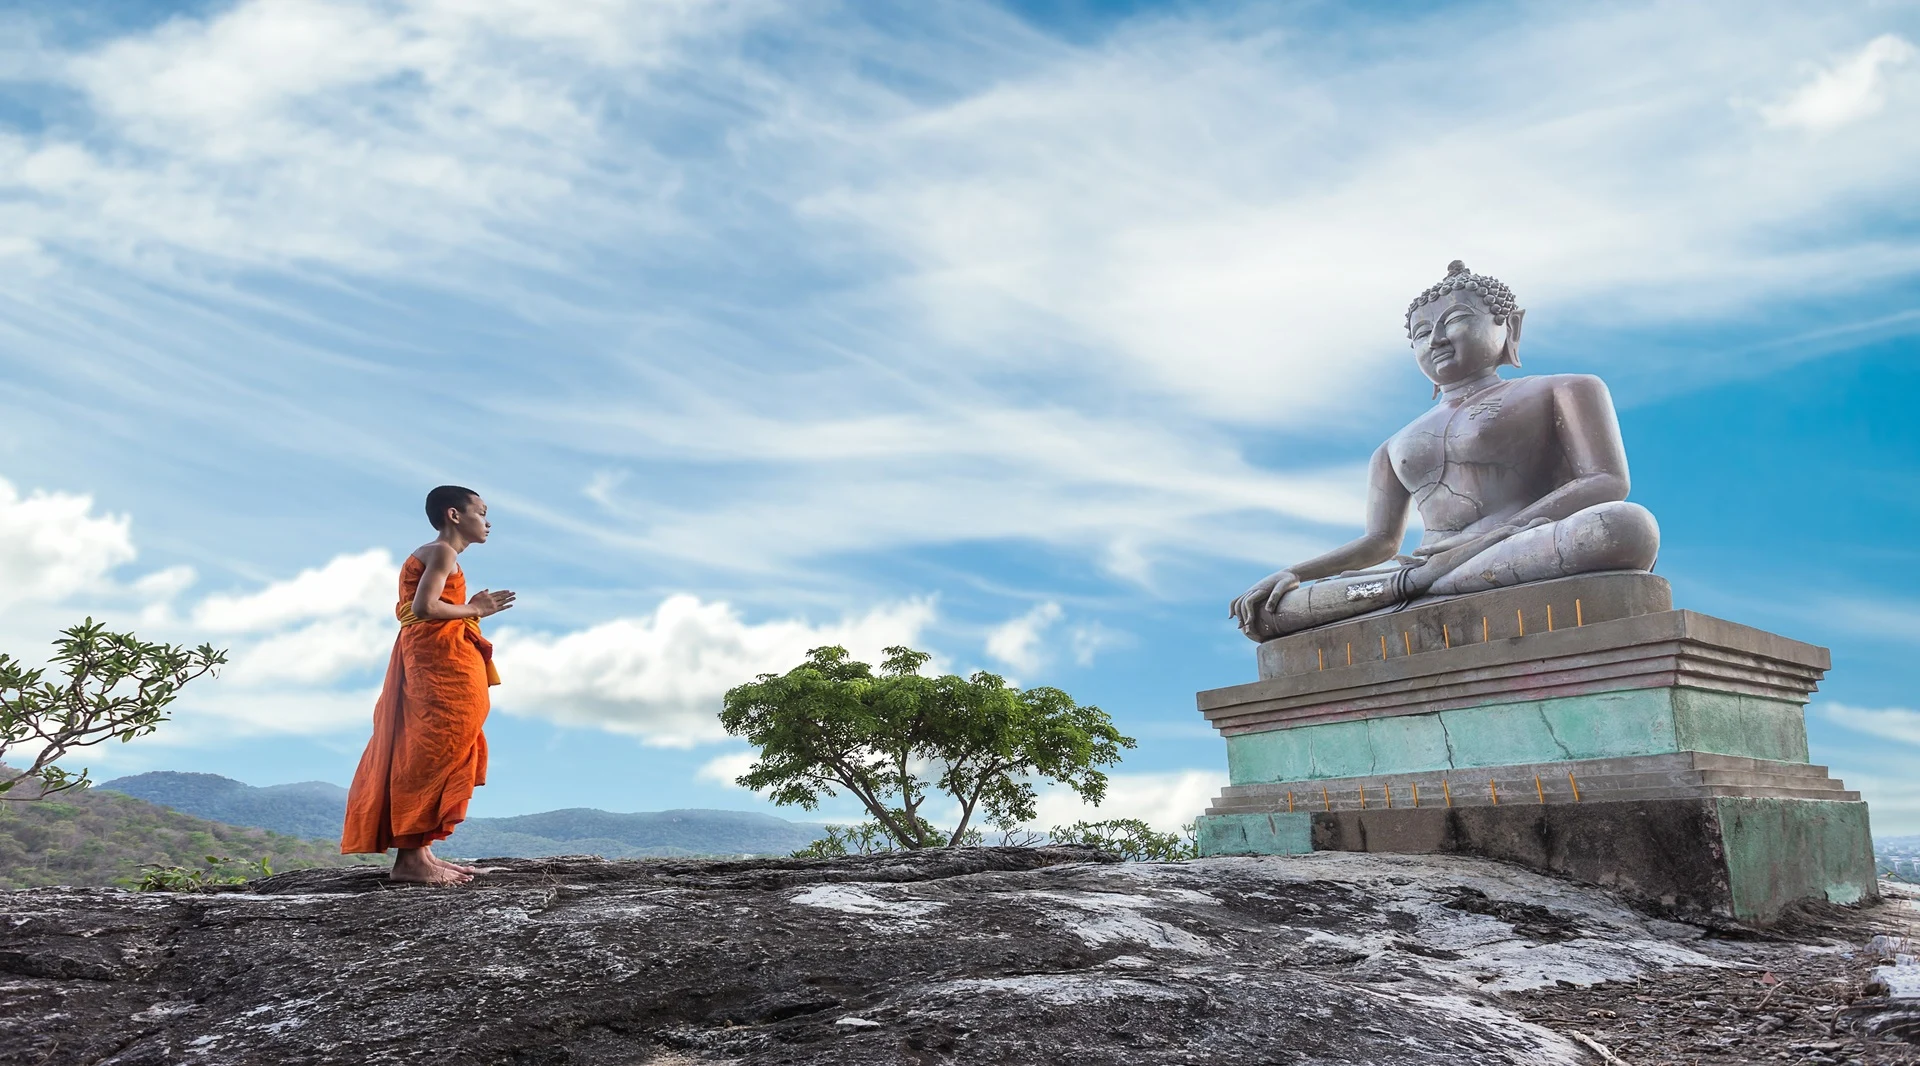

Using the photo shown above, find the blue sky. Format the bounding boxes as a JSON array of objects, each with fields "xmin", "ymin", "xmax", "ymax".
[{"xmin": 2, "ymin": 0, "xmax": 1917, "ymax": 834}]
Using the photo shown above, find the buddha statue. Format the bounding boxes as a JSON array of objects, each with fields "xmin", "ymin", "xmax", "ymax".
[{"xmin": 1230, "ymin": 261, "xmax": 1660, "ymax": 641}]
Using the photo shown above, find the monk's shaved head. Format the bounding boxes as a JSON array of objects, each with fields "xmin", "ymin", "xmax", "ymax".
[{"xmin": 426, "ymin": 485, "xmax": 480, "ymax": 530}]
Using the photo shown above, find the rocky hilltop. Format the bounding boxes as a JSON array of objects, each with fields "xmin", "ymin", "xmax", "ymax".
[{"xmin": 3, "ymin": 848, "xmax": 1915, "ymax": 1065}]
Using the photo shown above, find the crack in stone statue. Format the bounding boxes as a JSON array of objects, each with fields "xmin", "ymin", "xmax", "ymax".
[{"xmin": 1230, "ymin": 260, "xmax": 1659, "ymax": 640}]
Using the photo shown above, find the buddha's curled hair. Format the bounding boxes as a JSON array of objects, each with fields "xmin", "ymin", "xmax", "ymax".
[{"xmin": 1405, "ymin": 260, "xmax": 1519, "ymax": 336}]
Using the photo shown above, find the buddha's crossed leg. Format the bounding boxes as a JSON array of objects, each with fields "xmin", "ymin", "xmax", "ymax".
[{"xmin": 1248, "ymin": 502, "xmax": 1659, "ymax": 640}]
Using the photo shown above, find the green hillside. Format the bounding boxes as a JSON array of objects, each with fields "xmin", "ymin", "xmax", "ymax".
[{"xmin": 0, "ymin": 786, "xmax": 377, "ymax": 890}]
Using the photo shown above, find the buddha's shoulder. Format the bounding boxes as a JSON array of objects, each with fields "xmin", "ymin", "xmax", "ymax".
[{"xmin": 1511, "ymin": 372, "xmax": 1612, "ymax": 395}]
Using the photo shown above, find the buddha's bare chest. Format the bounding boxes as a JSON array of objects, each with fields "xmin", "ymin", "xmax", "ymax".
[{"xmin": 1388, "ymin": 385, "xmax": 1557, "ymax": 503}]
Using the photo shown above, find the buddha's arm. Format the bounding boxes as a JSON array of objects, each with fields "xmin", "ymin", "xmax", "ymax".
[
  {"xmin": 1282, "ymin": 444, "xmax": 1412, "ymax": 582},
  {"xmin": 1503, "ymin": 375, "xmax": 1631, "ymax": 527},
  {"xmin": 1231, "ymin": 445, "xmax": 1412, "ymax": 630}
]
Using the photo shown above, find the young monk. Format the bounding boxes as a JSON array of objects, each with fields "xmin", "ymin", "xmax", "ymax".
[{"xmin": 341, "ymin": 485, "xmax": 515, "ymax": 884}]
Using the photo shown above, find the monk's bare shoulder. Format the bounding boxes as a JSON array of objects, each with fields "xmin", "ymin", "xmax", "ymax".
[{"xmin": 412, "ymin": 541, "xmax": 458, "ymax": 568}]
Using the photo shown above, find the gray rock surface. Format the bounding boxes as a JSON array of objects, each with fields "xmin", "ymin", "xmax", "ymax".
[{"xmin": 0, "ymin": 848, "xmax": 1895, "ymax": 1065}]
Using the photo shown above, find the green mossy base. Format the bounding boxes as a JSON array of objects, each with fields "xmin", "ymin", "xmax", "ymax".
[
  {"xmin": 1194, "ymin": 812, "xmax": 1312, "ymax": 856},
  {"xmin": 1224, "ymin": 687, "xmax": 1809, "ymax": 785}
]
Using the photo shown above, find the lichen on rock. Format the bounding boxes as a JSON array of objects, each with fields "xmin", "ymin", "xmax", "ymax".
[{"xmin": 0, "ymin": 847, "xmax": 1904, "ymax": 1064}]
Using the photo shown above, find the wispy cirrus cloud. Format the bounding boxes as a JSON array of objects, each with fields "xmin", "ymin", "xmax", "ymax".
[
  {"xmin": 5, "ymin": 0, "xmax": 1919, "ymax": 601},
  {"xmin": 1822, "ymin": 703, "xmax": 1920, "ymax": 749},
  {"xmin": 1761, "ymin": 33, "xmax": 1916, "ymax": 132}
]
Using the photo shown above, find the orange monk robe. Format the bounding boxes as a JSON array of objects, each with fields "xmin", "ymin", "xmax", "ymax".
[{"xmin": 341, "ymin": 556, "xmax": 501, "ymax": 854}]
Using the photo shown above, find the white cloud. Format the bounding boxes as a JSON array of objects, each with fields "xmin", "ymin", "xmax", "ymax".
[
  {"xmin": 192, "ymin": 548, "xmax": 394, "ymax": 632},
  {"xmin": 492, "ymin": 594, "xmax": 936, "ymax": 747},
  {"xmin": 1822, "ymin": 703, "xmax": 1920, "ymax": 748},
  {"xmin": 696, "ymin": 749, "xmax": 758, "ymax": 789},
  {"xmin": 1818, "ymin": 704, "xmax": 1920, "ymax": 834},
  {"xmin": 527, "ymin": 399, "xmax": 1371, "ymax": 583},
  {"xmin": 1029, "ymin": 769, "xmax": 1228, "ymax": 835},
  {"xmin": 1819, "ymin": 597, "xmax": 1920, "ymax": 644},
  {"xmin": 1068, "ymin": 622, "xmax": 1127, "ymax": 668},
  {"xmin": 10, "ymin": 0, "xmax": 748, "ymax": 280},
  {"xmin": 0, "ymin": 476, "xmax": 137, "ymax": 608},
  {"xmin": 162, "ymin": 685, "xmax": 383, "ymax": 743},
  {"xmin": 225, "ymin": 615, "xmax": 396, "ymax": 687},
  {"xmin": 131, "ymin": 565, "xmax": 198, "ymax": 601},
  {"xmin": 985, "ymin": 601, "xmax": 1063, "ymax": 674},
  {"xmin": 1762, "ymin": 34, "xmax": 1916, "ymax": 132}
]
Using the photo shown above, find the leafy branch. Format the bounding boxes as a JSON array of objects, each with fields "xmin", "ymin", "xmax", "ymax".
[{"xmin": 0, "ymin": 619, "xmax": 228, "ymax": 800}]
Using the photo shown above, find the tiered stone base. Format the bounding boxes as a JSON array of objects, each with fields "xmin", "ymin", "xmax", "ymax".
[{"xmin": 1192, "ymin": 573, "xmax": 1878, "ymax": 923}]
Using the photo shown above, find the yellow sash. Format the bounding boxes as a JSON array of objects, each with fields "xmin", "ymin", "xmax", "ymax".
[{"xmin": 396, "ymin": 602, "xmax": 502, "ymax": 686}]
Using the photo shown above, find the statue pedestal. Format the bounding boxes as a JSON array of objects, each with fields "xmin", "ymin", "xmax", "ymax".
[{"xmin": 1193, "ymin": 572, "xmax": 1878, "ymax": 923}]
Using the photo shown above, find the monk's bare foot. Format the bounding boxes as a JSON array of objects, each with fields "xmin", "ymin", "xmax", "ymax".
[
  {"xmin": 422, "ymin": 847, "xmax": 481, "ymax": 875},
  {"xmin": 391, "ymin": 849, "xmax": 469, "ymax": 885}
]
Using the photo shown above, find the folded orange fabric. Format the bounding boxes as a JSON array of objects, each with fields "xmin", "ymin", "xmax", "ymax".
[{"xmin": 341, "ymin": 556, "xmax": 495, "ymax": 854}]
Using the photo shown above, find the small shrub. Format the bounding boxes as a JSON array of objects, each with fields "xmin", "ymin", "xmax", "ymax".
[
  {"xmin": 129, "ymin": 854, "xmax": 273, "ymax": 892},
  {"xmin": 1048, "ymin": 818, "xmax": 1196, "ymax": 862},
  {"xmin": 792, "ymin": 821, "xmax": 904, "ymax": 858}
]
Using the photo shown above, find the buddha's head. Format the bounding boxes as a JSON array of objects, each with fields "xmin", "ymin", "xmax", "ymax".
[{"xmin": 1405, "ymin": 261, "xmax": 1525, "ymax": 389}]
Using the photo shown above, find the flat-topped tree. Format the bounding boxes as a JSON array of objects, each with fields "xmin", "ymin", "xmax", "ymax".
[
  {"xmin": 721, "ymin": 645, "xmax": 1133, "ymax": 849},
  {"xmin": 1230, "ymin": 260, "xmax": 1660, "ymax": 640},
  {"xmin": 0, "ymin": 620, "xmax": 226, "ymax": 800}
]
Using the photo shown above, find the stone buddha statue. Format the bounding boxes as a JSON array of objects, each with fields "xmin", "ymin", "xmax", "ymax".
[{"xmin": 1230, "ymin": 261, "xmax": 1659, "ymax": 641}]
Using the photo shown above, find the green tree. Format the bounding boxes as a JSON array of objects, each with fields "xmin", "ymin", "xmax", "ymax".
[
  {"xmin": 0, "ymin": 620, "xmax": 227, "ymax": 799},
  {"xmin": 723, "ymin": 645, "xmax": 1134, "ymax": 849}
]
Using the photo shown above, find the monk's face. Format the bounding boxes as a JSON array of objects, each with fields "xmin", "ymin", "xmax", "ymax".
[
  {"xmin": 447, "ymin": 496, "xmax": 491, "ymax": 543},
  {"xmin": 1409, "ymin": 292, "xmax": 1511, "ymax": 386}
]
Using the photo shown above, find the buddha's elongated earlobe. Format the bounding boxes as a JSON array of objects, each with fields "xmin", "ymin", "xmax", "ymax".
[{"xmin": 1500, "ymin": 307, "xmax": 1526, "ymax": 368}]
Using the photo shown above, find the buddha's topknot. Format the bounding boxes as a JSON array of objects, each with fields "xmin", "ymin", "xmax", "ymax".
[{"xmin": 1405, "ymin": 260, "xmax": 1519, "ymax": 336}]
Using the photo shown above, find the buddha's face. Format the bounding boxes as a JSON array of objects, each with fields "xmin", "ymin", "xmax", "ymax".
[{"xmin": 1408, "ymin": 291, "xmax": 1515, "ymax": 386}]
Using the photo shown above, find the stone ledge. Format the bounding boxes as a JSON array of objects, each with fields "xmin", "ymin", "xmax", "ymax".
[
  {"xmin": 1203, "ymin": 608, "xmax": 1830, "ymax": 736},
  {"xmin": 1255, "ymin": 571, "xmax": 1675, "ymax": 678}
]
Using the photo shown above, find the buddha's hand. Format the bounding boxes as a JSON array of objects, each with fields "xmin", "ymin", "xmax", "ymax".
[
  {"xmin": 469, "ymin": 589, "xmax": 517, "ymax": 617},
  {"xmin": 1412, "ymin": 531, "xmax": 1477, "ymax": 557},
  {"xmin": 1415, "ymin": 518, "xmax": 1552, "ymax": 559},
  {"xmin": 1231, "ymin": 571, "xmax": 1300, "ymax": 628}
]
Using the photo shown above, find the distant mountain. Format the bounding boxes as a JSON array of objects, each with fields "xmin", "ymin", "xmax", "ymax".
[
  {"xmin": 439, "ymin": 808, "xmax": 832, "ymax": 859},
  {"xmin": 100, "ymin": 772, "xmax": 348, "ymax": 838},
  {"xmin": 97, "ymin": 771, "xmax": 831, "ymax": 858},
  {"xmin": 0, "ymin": 778, "xmax": 374, "ymax": 889}
]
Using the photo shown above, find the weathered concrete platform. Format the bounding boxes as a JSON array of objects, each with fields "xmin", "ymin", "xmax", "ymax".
[{"xmin": 1193, "ymin": 573, "xmax": 1878, "ymax": 923}]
